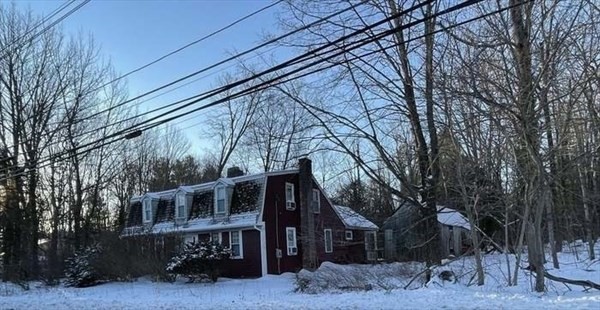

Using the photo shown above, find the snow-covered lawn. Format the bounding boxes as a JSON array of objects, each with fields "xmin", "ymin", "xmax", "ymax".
[{"xmin": 2, "ymin": 243, "xmax": 599, "ymax": 309}]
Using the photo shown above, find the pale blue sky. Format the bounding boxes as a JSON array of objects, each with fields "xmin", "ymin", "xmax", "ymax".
[{"xmin": 15, "ymin": 0, "xmax": 284, "ymax": 151}]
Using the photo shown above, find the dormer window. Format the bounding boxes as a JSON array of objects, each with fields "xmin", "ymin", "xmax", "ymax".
[
  {"xmin": 285, "ymin": 183, "xmax": 295, "ymax": 210},
  {"xmin": 176, "ymin": 193, "xmax": 187, "ymax": 220},
  {"xmin": 215, "ymin": 186, "xmax": 226, "ymax": 215},
  {"xmin": 142, "ymin": 198, "xmax": 152, "ymax": 223}
]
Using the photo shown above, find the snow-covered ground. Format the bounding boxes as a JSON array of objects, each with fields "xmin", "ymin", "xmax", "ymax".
[{"xmin": 2, "ymin": 242, "xmax": 599, "ymax": 309}]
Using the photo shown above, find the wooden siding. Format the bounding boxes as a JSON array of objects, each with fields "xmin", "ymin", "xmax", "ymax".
[
  {"xmin": 312, "ymin": 186, "xmax": 351, "ymax": 264},
  {"xmin": 263, "ymin": 173, "xmax": 366, "ymax": 274},
  {"xmin": 124, "ymin": 165, "xmax": 375, "ymax": 278},
  {"xmin": 336, "ymin": 229, "xmax": 369, "ymax": 263},
  {"xmin": 263, "ymin": 173, "xmax": 303, "ymax": 274},
  {"xmin": 219, "ymin": 229, "xmax": 262, "ymax": 278},
  {"xmin": 382, "ymin": 204, "xmax": 472, "ymax": 261}
]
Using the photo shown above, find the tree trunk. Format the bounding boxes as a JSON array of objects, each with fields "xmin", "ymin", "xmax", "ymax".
[
  {"xmin": 466, "ymin": 195, "xmax": 484, "ymax": 285},
  {"xmin": 504, "ymin": 203, "xmax": 512, "ymax": 286},
  {"xmin": 540, "ymin": 45, "xmax": 559, "ymax": 269},
  {"xmin": 388, "ymin": 0, "xmax": 442, "ymax": 270},
  {"xmin": 578, "ymin": 165, "xmax": 596, "ymax": 260},
  {"xmin": 48, "ymin": 161, "xmax": 60, "ymax": 281},
  {"xmin": 510, "ymin": 0, "xmax": 545, "ymax": 292}
]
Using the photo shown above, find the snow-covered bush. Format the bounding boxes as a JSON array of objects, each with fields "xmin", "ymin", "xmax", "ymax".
[
  {"xmin": 166, "ymin": 241, "xmax": 231, "ymax": 282},
  {"xmin": 64, "ymin": 245, "xmax": 101, "ymax": 287},
  {"xmin": 295, "ymin": 262, "xmax": 424, "ymax": 293}
]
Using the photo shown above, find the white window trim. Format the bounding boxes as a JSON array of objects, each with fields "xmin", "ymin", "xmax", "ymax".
[
  {"xmin": 324, "ymin": 229, "xmax": 333, "ymax": 253},
  {"xmin": 345, "ymin": 230, "xmax": 353, "ymax": 241},
  {"xmin": 142, "ymin": 199, "xmax": 152, "ymax": 223},
  {"xmin": 312, "ymin": 188, "xmax": 320, "ymax": 214},
  {"xmin": 214, "ymin": 185, "xmax": 227, "ymax": 216},
  {"xmin": 285, "ymin": 183, "xmax": 296, "ymax": 210},
  {"xmin": 230, "ymin": 230, "xmax": 243, "ymax": 259},
  {"xmin": 286, "ymin": 227, "xmax": 297, "ymax": 256},
  {"xmin": 176, "ymin": 193, "xmax": 187, "ymax": 220}
]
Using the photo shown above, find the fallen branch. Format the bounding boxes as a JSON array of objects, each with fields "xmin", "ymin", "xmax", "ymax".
[
  {"xmin": 403, "ymin": 249, "xmax": 475, "ymax": 289},
  {"xmin": 544, "ymin": 271, "xmax": 600, "ymax": 290},
  {"xmin": 404, "ymin": 266, "xmax": 430, "ymax": 290}
]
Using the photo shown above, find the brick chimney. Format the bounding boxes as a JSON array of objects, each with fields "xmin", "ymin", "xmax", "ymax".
[
  {"xmin": 299, "ymin": 158, "xmax": 317, "ymax": 269},
  {"xmin": 226, "ymin": 166, "xmax": 244, "ymax": 178}
]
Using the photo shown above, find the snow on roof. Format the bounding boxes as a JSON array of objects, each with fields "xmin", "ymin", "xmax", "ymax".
[
  {"xmin": 333, "ymin": 205, "xmax": 378, "ymax": 230},
  {"xmin": 155, "ymin": 212, "xmax": 260, "ymax": 234},
  {"xmin": 215, "ymin": 178, "xmax": 235, "ymax": 187},
  {"xmin": 146, "ymin": 193, "xmax": 161, "ymax": 199},
  {"xmin": 437, "ymin": 205, "xmax": 471, "ymax": 230},
  {"xmin": 178, "ymin": 186, "xmax": 195, "ymax": 193},
  {"xmin": 122, "ymin": 212, "xmax": 261, "ymax": 237}
]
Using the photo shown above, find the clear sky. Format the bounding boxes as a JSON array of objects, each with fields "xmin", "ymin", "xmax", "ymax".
[{"xmin": 15, "ymin": 0, "xmax": 284, "ymax": 152}]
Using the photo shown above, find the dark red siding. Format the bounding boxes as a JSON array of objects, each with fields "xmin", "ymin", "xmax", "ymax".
[
  {"xmin": 263, "ymin": 173, "xmax": 303, "ymax": 274},
  {"xmin": 342, "ymin": 229, "xmax": 369, "ymax": 263},
  {"xmin": 220, "ymin": 229, "xmax": 262, "ymax": 278},
  {"xmin": 263, "ymin": 173, "xmax": 369, "ymax": 274},
  {"xmin": 312, "ymin": 186, "xmax": 355, "ymax": 264}
]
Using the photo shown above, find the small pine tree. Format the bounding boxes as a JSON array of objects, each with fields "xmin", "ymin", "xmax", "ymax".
[
  {"xmin": 166, "ymin": 241, "xmax": 231, "ymax": 282},
  {"xmin": 64, "ymin": 245, "xmax": 101, "ymax": 287}
]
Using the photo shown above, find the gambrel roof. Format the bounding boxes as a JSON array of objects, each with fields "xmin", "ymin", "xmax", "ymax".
[{"xmin": 122, "ymin": 170, "xmax": 297, "ymax": 236}]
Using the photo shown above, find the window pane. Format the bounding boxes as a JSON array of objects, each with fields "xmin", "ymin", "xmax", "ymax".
[
  {"xmin": 231, "ymin": 231, "xmax": 239, "ymax": 243},
  {"xmin": 287, "ymin": 228, "xmax": 296, "ymax": 247},
  {"xmin": 232, "ymin": 244, "xmax": 240, "ymax": 257},
  {"xmin": 217, "ymin": 199, "xmax": 225, "ymax": 212},
  {"xmin": 286, "ymin": 184, "xmax": 293, "ymax": 202},
  {"xmin": 198, "ymin": 234, "xmax": 210, "ymax": 242},
  {"xmin": 325, "ymin": 229, "xmax": 333, "ymax": 252}
]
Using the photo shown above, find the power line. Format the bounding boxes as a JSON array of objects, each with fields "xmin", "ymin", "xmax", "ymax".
[
  {"xmin": 111, "ymin": 0, "xmax": 438, "ymax": 132},
  {"xmin": 0, "ymin": 0, "xmax": 429, "ymax": 176},
  {"xmin": 0, "ymin": 0, "xmax": 530, "ymax": 182},
  {"xmin": 0, "ymin": 0, "xmax": 475, "ymax": 179},
  {"xmin": 0, "ymin": 44, "xmax": 280, "ymax": 161},
  {"xmin": 83, "ymin": 0, "xmax": 530, "ymax": 151},
  {"xmin": 0, "ymin": 0, "xmax": 90, "ymax": 61},
  {"xmin": 0, "ymin": 0, "xmax": 453, "ymax": 178},
  {"xmin": 0, "ymin": 0, "xmax": 370, "ymax": 160},
  {"xmin": 92, "ymin": 0, "xmax": 283, "ymax": 93},
  {"xmin": 0, "ymin": 0, "xmax": 75, "ymax": 57},
  {"xmin": 72, "ymin": 0, "xmax": 369, "ymax": 127}
]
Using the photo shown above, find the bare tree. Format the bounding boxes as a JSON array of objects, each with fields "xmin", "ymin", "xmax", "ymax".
[
  {"xmin": 277, "ymin": 0, "xmax": 445, "ymax": 270},
  {"xmin": 203, "ymin": 73, "xmax": 260, "ymax": 176}
]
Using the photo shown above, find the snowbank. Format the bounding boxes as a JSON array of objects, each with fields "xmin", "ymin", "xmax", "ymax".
[
  {"xmin": 1, "ymin": 241, "xmax": 599, "ymax": 309},
  {"xmin": 295, "ymin": 261, "xmax": 425, "ymax": 293}
]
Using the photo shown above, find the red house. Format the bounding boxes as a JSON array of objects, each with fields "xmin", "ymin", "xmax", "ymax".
[{"xmin": 122, "ymin": 158, "xmax": 378, "ymax": 277}]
